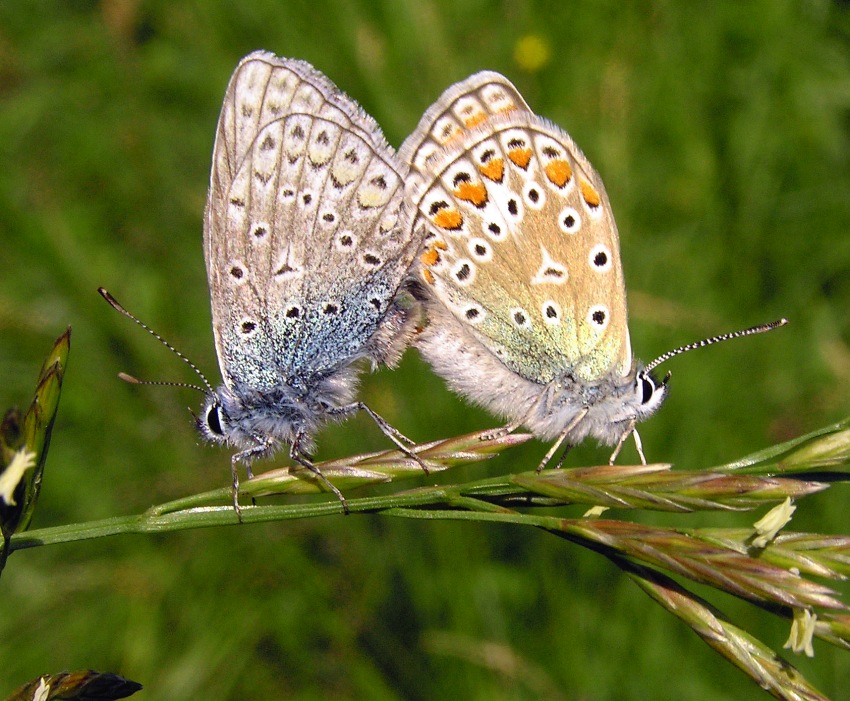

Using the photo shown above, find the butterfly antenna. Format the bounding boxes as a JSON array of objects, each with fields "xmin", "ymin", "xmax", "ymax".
[
  {"xmin": 98, "ymin": 287, "xmax": 216, "ymax": 395},
  {"xmin": 643, "ymin": 318, "xmax": 788, "ymax": 374},
  {"xmin": 118, "ymin": 372, "xmax": 209, "ymax": 395}
]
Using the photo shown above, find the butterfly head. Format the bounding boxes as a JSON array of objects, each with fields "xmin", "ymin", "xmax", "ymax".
[
  {"xmin": 196, "ymin": 387, "xmax": 269, "ymax": 451},
  {"xmin": 631, "ymin": 366, "xmax": 670, "ymax": 423},
  {"xmin": 585, "ymin": 364, "xmax": 670, "ymax": 446},
  {"xmin": 197, "ymin": 391, "xmax": 229, "ymax": 445},
  {"xmin": 541, "ymin": 363, "xmax": 670, "ymax": 446},
  {"xmin": 196, "ymin": 382, "xmax": 318, "ymax": 454}
]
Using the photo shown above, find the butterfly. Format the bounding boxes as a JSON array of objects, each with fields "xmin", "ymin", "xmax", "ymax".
[
  {"xmin": 400, "ymin": 71, "xmax": 785, "ymax": 468},
  {"xmin": 198, "ymin": 52, "xmax": 434, "ymax": 509},
  {"xmin": 103, "ymin": 51, "xmax": 426, "ymax": 514}
]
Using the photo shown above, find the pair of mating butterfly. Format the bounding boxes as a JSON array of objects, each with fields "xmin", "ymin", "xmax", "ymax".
[{"xmin": 103, "ymin": 51, "xmax": 785, "ymax": 514}]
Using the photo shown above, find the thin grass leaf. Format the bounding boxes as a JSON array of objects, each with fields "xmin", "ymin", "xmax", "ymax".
[{"xmin": 719, "ymin": 419, "xmax": 850, "ymax": 475}]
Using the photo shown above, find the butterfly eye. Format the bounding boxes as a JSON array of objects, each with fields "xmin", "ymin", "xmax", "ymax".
[
  {"xmin": 640, "ymin": 375, "xmax": 656, "ymax": 405},
  {"xmin": 206, "ymin": 405, "xmax": 224, "ymax": 436}
]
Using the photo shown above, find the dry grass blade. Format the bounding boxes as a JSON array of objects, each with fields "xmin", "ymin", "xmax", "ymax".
[
  {"xmin": 241, "ymin": 428, "xmax": 533, "ymax": 498},
  {"xmin": 696, "ymin": 530, "xmax": 850, "ymax": 580},
  {"xmin": 553, "ymin": 519, "xmax": 846, "ymax": 611},
  {"xmin": 816, "ymin": 612, "xmax": 850, "ymax": 650},
  {"xmin": 513, "ymin": 463, "xmax": 827, "ymax": 512},
  {"xmin": 618, "ymin": 556, "xmax": 830, "ymax": 701}
]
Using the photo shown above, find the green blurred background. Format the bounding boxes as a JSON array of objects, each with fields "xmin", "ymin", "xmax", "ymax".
[{"xmin": 2, "ymin": 1, "xmax": 850, "ymax": 698}]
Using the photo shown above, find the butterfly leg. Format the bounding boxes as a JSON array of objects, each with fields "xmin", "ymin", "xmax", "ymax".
[
  {"xmin": 356, "ymin": 404, "xmax": 416, "ymax": 446},
  {"xmin": 536, "ymin": 406, "xmax": 589, "ymax": 472},
  {"xmin": 632, "ymin": 428, "xmax": 647, "ymax": 465},
  {"xmin": 553, "ymin": 443, "xmax": 573, "ymax": 469},
  {"xmin": 537, "ymin": 407, "xmax": 590, "ymax": 472},
  {"xmin": 290, "ymin": 434, "xmax": 350, "ymax": 514},
  {"xmin": 608, "ymin": 420, "xmax": 646, "ymax": 464},
  {"xmin": 230, "ymin": 454, "xmax": 243, "ymax": 521},
  {"xmin": 536, "ymin": 431, "xmax": 571, "ymax": 473},
  {"xmin": 328, "ymin": 402, "xmax": 430, "ymax": 475},
  {"xmin": 231, "ymin": 441, "xmax": 272, "ymax": 521},
  {"xmin": 481, "ymin": 419, "xmax": 524, "ymax": 442}
]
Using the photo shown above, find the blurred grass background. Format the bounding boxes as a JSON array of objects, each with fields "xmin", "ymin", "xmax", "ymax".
[{"xmin": 1, "ymin": 1, "xmax": 850, "ymax": 698}]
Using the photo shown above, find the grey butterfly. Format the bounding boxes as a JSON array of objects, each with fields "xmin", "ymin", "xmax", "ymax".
[
  {"xmin": 155, "ymin": 50, "xmax": 423, "ymax": 511},
  {"xmin": 401, "ymin": 71, "xmax": 785, "ymax": 467}
]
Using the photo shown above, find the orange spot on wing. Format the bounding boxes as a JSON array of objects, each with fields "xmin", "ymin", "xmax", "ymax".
[
  {"xmin": 544, "ymin": 159, "xmax": 572, "ymax": 188},
  {"xmin": 478, "ymin": 158, "xmax": 504, "ymax": 182},
  {"xmin": 433, "ymin": 240, "xmax": 448, "ymax": 250},
  {"xmin": 420, "ymin": 248, "xmax": 440, "ymax": 266},
  {"xmin": 422, "ymin": 268, "xmax": 435, "ymax": 285},
  {"xmin": 507, "ymin": 148, "xmax": 533, "ymax": 169},
  {"xmin": 453, "ymin": 181, "xmax": 488, "ymax": 207},
  {"xmin": 433, "ymin": 208, "xmax": 463, "ymax": 230},
  {"xmin": 463, "ymin": 112, "xmax": 487, "ymax": 129},
  {"xmin": 579, "ymin": 178, "xmax": 601, "ymax": 207}
]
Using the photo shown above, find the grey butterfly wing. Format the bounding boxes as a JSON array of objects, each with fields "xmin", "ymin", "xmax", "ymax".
[
  {"xmin": 405, "ymin": 73, "xmax": 631, "ymax": 386},
  {"xmin": 205, "ymin": 51, "xmax": 419, "ymax": 392}
]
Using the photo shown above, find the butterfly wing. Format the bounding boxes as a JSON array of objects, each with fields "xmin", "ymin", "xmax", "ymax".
[
  {"xmin": 399, "ymin": 71, "xmax": 531, "ymax": 173},
  {"xmin": 403, "ymin": 72, "xmax": 631, "ymax": 386},
  {"xmin": 205, "ymin": 52, "xmax": 419, "ymax": 393}
]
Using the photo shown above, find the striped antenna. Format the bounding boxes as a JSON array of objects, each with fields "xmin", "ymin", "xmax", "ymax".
[
  {"xmin": 98, "ymin": 287, "xmax": 215, "ymax": 395},
  {"xmin": 643, "ymin": 318, "xmax": 788, "ymax": 374},
  {"xmin": 117, "ymin": 372, "xmax": 208, "ymax": 395}
]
